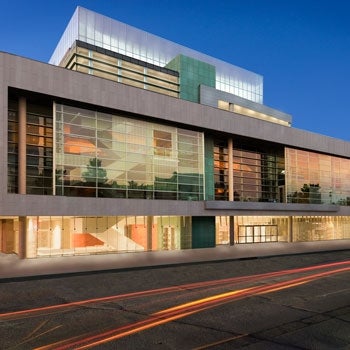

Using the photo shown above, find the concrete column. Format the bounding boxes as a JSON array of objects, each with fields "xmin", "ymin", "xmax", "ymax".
[
  {"xmin": 229, "ymin": 216, "xmax": 235, "ymax": 245},
  {"xmin": 288, "ymin": 216, "xmax": 293, "ymax": 242},
  {"xmin": 18, "ymin": 97, "xmax": 27, "ymax": 194},
  {"xmin": 228, "ymin": 138, "xmax": 234, "ymax": 201},
  {"xmin": 18, "ymin": 216, "xmax": 27, "ymax": 259},
  {"xmin": 0, "ymin": 220, "xmax": 3, "ymax": 253},
  {"xmin": 147, "ymin": 216, "xmax": 153, "ymax": 250}
]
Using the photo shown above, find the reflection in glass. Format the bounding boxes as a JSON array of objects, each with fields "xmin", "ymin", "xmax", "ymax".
[
  {"xmin": 285, "ymin": 148, "xmax": 350, "ymax": 206},
  {"xmin": 55, "ymin": 104, "xmax": 204, "ymax": 200}
]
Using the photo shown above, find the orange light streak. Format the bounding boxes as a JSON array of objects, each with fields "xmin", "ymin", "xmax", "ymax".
[
  {"xmin": 35, "ymin": 265, "xmax": 350, "ymax": 350},
  {"xmin": 2, "ymin": 260, "xmax": 349, "ymax": 320}
]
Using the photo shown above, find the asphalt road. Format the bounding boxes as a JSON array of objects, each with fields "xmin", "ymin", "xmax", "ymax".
[{"xmin": 1, "ymin": 250, "xmax": 349, "ymax": 349}]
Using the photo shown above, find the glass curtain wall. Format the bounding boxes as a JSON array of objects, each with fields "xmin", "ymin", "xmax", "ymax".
[
  {"xmin": 285, "ymin": 148, "xmax": 350, "ymax": 205},
  {"xmin": 8, "ymin": 100, "xmax": 53, "ymax": 194},
  {"xmin": 50, "ymin": 7, "xmax": 263, "ymax": 103},
  {"xmin": 25, "ymin": 215, "xmax": 191, "ymax": 258},
  {"xmin": 214, "ymin": 141, "xmax": 284, "ymax": 202},
  {"xmin": 7, "ymin": 214, "xmax": 350, "ymax": 258},
  {"xmin": 55, "ymin": 104, "xmax": 204, "ymax": 200}
]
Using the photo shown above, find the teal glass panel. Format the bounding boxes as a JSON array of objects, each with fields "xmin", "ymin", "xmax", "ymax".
[
  {"xmin": 205, "ymin": 136, "xmax": 215, "ymax": 200},
  {"xmin": 166, "ymin": 55, "xmax": 216, "ymax": 103}
]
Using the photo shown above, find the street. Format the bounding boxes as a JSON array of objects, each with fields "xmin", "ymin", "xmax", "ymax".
[{"xmin": 1, "ymin": 250, "xmax": 349, "ymax": 349}]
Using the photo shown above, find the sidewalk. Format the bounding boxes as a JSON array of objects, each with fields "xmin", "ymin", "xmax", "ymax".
[{"xmin": 1, "ymin": 240, "xmax": 350, "ymax": 280}]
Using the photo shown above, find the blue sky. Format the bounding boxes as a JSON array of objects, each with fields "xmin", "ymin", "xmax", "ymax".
[{"xmin": 1, "ymin": 0, "xmax": 349, "ymax": 141}]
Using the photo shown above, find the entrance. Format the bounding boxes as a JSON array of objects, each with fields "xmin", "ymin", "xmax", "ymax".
[{"xmin": 238, "ymin": 224, "xmax": 278, "ymax": 243}]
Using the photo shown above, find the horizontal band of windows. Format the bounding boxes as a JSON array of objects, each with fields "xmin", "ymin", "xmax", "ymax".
[
  {"xmin": 73, "ymin": 62, "xmax": 180, "ymax": 93},
  {"xmin": 73, "ymin": 52, "xmax": 179, "ymax": 83}
]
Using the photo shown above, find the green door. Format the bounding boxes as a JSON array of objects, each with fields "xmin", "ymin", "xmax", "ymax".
[{"xmin": 192, "ymin": 216, "xmax": 215, "ymax": 248}]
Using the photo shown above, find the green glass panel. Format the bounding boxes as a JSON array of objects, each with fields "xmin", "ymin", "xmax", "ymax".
[
  {"xmin": 166, "ymin": 55, "xmax": 216, "ymax": 103},
  {"xmin": 205, "ymin": 136, "xmax": 215, "ymax": 200}
]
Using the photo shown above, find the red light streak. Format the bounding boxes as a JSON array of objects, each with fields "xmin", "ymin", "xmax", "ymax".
[
  {"xmin": 34, "ymin": 264, "xmax": 349, "ymax": 350},
  {"xmin": 1, "ymin": 260, "xmax": 348, "ymax": 321}
]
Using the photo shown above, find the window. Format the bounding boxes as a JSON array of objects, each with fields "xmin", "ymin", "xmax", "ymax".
[
  {"xmin": 218, "ymin": 100, "xmax": 229, "ymax": 110},
  {"xmin": 153, "ymin": 130, "xmax": 172, "ymax": 156}
]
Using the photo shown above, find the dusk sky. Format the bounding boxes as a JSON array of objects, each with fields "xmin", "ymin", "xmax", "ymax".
[{"xmin": 1, "ymin": 0, "xmax": 349, "ymax": 141}]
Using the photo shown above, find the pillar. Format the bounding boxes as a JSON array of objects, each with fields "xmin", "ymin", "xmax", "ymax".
[
  {"xmin": 228, "ymin": 138, "xmax": 234, "ymax": 201},
  {"xmin": 18, "ymin": 216, "xmax": 27, "ymax": 259},
  {"xmin": 288, "ymin": 216, "xmax": 293, "ymax": 242},
  {"xmin": 18, "ymin": 97, "xmax": 26, "ymax": 194},
  {"xmin": 229, "ymin": 216, "xmax": 235, "ymax": 245},
  {"xmin": 147, "ymin": 216, "xmax": 153, "ymax": 250}
]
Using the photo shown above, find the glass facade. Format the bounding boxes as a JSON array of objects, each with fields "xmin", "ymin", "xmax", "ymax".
[
  {"xmin": 285, "ymin": 148, "xmax": 350, "ymax": 205},
  {"xmin": 292, "ymin": 216, "xmax": 350, "ymax": 241},
  {"xmin": 24, "ymin": 215, "xmax": 191, "ymax": 258},
  {"xmin": 214, "ymin": 141, "xmax": 285, "ymax": 202},
  {"xmin": 215, "ymin": 215, "xmax": 350, "ymax": 245},
  {"xmin": 55, "ymin": 104, "xmax": 204, "ymax": 200},
  {"xmin": 2, "ymin": 215, "xmax": 349, "ymax": 258},
  {"xmin": 50, "ymin": 7, "xmax": 263, "ymax": 103},
  {"xmin": 8, "ymin": 100, "xmax": 53, "ymax": 195},
  {"xmin": 4, "ymin": 93, "xmax": 349, "ymax": 260}
]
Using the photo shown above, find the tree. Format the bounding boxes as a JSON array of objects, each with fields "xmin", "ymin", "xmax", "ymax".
[
  {"xmin": 297, "ymin": 183, "xmax": 321, "ymax": 204},
  {"xmin": 82, "ymin": 158, "xmax": 107, "ymax": 184}
]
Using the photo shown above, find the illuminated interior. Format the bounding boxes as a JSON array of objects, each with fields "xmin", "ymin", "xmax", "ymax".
[
  {"xmin": 218, "ymin": 100, "xmax": 291, "ymax": 126},
  {"xmin": 214, "ymin": 141, "xmax": 285, "ymax": 202},
  {"xmin": 60, "ymin": 41, "xmax": 180, "ymax": 98}
]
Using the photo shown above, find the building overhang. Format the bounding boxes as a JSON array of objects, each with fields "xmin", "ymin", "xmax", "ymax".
[{"xmin": 205, "ymin": 201, "xmax": 340, "ymax": 213}]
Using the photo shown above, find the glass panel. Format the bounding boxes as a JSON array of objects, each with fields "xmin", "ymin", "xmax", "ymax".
[
  {"xmin": 7, "ymin": 103, "xmax": 53, "ymax": 195},
  {"xmin": 214, "ymin": 141, "xmax": 284, "ymax": 202},
  {"xmin": 285, "ymin": 148, "xmax": 350, "ymax": 205},
  {"xmin": 55, "ymin": 104, "xmax": 204, "ymax": 200},
  {"xmin": 26, "ymin": 215, "xmax": 192, "ymax": 257}
]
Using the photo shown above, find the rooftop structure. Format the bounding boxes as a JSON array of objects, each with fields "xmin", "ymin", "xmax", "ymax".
[{"xmin": 50, "ymin": 6, "xmax": 263, "ymax": 103}]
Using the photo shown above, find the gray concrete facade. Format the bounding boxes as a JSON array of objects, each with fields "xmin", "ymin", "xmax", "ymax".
[{"xmin": 1, "ymin": 52, "xmax": 350, "ymax": 217}]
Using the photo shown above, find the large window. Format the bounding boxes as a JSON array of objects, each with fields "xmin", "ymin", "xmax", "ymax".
[
  {"xmin": 285, "ymin": 148, "xmax": 350, "ymax": 205},
  {"xmin": 55, "ymin": 104, "xmax": 204, "ymax": 200},
  {"xmin": 292, "ymin": 216, "xmax": 350, "ymax": 241},
  {"xmin": 8, "ymin": 100, "xmax": 53, "ymax": 194},
  {"xmin": 23, "ymin": 215, "xmax": 192, "ymax": 258},
  {"xmin": 214, "ymin": 141, "xmax": 284, "ymax": 202}
]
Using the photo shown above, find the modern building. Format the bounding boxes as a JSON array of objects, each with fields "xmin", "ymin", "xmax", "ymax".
[{"xmin": 1, "ymin": 7, "xmax": 349, "ymax": 260}]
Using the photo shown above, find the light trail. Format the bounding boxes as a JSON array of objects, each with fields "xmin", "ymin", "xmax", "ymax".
[
  {"xmin": 1, "ymin": 260, "xmax": 349, "ymax": 321},
  {"xmin": 34, "ymin": 265, "xmax": 350, "ymax": 350}
]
